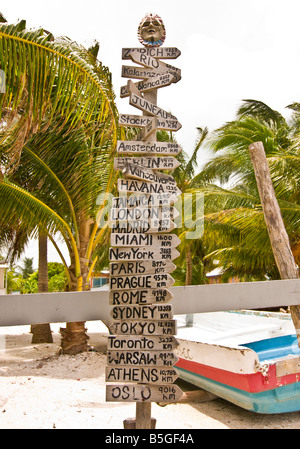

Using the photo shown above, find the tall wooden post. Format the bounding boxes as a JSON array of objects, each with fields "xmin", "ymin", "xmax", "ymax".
[
  {"xmin": 249, "ymin": 141, "xmax": 300, "ymax": 345},
  {"xmin": 105, "ymin": 14, "xmax": 184, "ymax": 429}
]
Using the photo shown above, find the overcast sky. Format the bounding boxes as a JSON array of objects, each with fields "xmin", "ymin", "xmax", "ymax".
[{"xmin": 3, "ymin": 0, "xmax": 300, "ymax": 265}]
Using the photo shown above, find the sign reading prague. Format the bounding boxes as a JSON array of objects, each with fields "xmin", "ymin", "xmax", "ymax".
[{"xmin": 106, "ymin": 13, "xmax": 184, "ymax": 418}]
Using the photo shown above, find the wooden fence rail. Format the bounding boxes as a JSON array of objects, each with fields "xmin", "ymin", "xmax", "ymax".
[{"xmin": 1, "ymin": 279, "xmax": 300, "ymax": 327}]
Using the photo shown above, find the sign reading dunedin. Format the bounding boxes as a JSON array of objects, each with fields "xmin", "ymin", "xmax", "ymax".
[{"xmin": 106, "ymin": 13, "xmax": 185, "ymax": 409}]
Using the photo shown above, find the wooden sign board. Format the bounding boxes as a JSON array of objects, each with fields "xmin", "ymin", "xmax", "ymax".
[
  {"xmin": 107, "ymin": 350, "xmax": 178, "ymax": 367},
  {"xmin": 112, "ymin": 194, "xmax": 177, "ymax": 208},
  {"xmin": 120, "ymin": 73, "xmax": 174, "ymax": 98},
  {"xmin": 110, "ymin": 304, "xmax": 173, "ymax": 320},
  {"xmin": 114, "ymin": 157, "xmax": 180, "ymax": 171},
  {"xmin": 109, "ymin": 246, "xmax": 180, "ymax": 262},
  {"xmin": 119, "ymin": 115, "xmax": 181, "ymax": 133},
  {"xmin": 109, "ymin": 319, "xmax": 177, "ymax": 335},
  {"xmin": 109, "ymin": 288, "xmax": 174, "ymax": 306},
  {"xmin": 122, "ymin": 162, "xmax": 177, "ymax": 185},
  {"xmin": 122, "ymin": 47, "xmax": 181, "ymax": 60},
  {"xmin": 117, "ymin": 140, "xmax": 182, "ymax": 156},
  {"xmin": 122, "ymin": 65, "xmax": 164, "ymax": 80},
  {"xmin": 109, "ymin": 260, "xmax": 176, "ymax": 276},
  {"xmin": 110, "ymin": 233, "xmax": 181, "ymax": 248},
  {"xmin": 111, "ymin": 206, "xmax": 179, "ymax": 221},
  {"xmin": 107, "ymin": 335, "xmax": 179, "ymax": 351},
  {"xmin": 129, "ymin": 92, "xmax": 178, "ymax": 121},
  {"xmin": 118, "ymin": 178, "xmax": 182, "ymax": 196},
  {"xmin": 126, "ymin": 51, "xmax": 181, "ymax": 83},
  {"xmin": 106, "ymin": 384, "xmax": 183, "ymax": 403},
  {"xmin": 110, "ymin": 274, "xmax": 175, "ymax": 292},
  {"xmin": 105, "ymin": 366, "xmax": 179, "ymax": 384},
  {"xmin": 110, "ymin": 220, "xmax": 176, "ymax": 234}
]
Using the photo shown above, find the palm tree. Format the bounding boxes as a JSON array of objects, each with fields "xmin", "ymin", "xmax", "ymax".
[
  {"xmin": 0, "ymin": 20, "xmax": 125, "ymax": 353},
  {"xmin": 196, "ymin": 99, "xmax": 300, "ymax": 280}
]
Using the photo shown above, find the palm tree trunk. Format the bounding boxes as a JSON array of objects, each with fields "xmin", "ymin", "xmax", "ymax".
[
  {"xmin": 59, "ymin": 220, "xmax": 91, "ymax": 354},
  {"xmin": 31, "ymin": 232, "xmax": 53, "ymax": 344}
]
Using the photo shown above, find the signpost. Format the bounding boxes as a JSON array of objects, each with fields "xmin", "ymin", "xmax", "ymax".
[{"xmin": 106, "ymin": 14, "xmax": 183, "ymax": 429}]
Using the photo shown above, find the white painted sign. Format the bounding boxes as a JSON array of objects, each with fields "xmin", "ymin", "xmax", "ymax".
[
  {"xmin": 114, "ymin": 156, "xmax": 180, "ymax": 171},
  {"xmin": 110, "ymin": 219, "xmax": 176, "ymax": 234},
  {"xmin": 109, "ymin": 260, "xmax": 176, "ymax": 276},
  {"xmin": 122, "ymin": 47, "xmax": 181, "ymax": 60},
  {"xmin": 110, "ymin": 205, "xmax": 179, "ymax": 221},
  {"xmin": 120, "ymin": 73, "xmax": 174, "ymax": 98},
  {"xmin": 110, "ymin": 304, "xmax": 173, "ymax": 320},
  {"xmin": 107, "ymin": 335, "xmax": 179, "ymax": 351},
  {"xmin": 117, "ymin": 140, "xmax": 182, "ymax": 155},
  {"xmin": 112, "ymin": 194, "xmax": 177, "ymax": 208},
  {"xmin": 110, "ymin": 274, "xmax": 175, "ymax": 291},
  {"xmin": 110, "ymin": 233, "xmax": 181, "ymax": 248},
  {"xmin": 122, "ymin": 65, "xmax": 163, "ymax": 80},
  {"xmin": 107, "ymin": 350, "xmax": 178, "ymax": 367},
  {"xmin": 106, "ymin": 384, "xmax": 183, "ymax": 403},
  {"xmin": 118, "ymin": 115, "xmax": 182, "ymax": 132},
  {"xmin": 118, "ymin": 178, "xmax": 182, "ymax": 196},
  {"xmin": 129, "ymin": 93, "xmax": 178, "ymax": 121},
  {"xmin": 122, "ymin": 162, "xmax": 176, "ymax": 184},
  {"xmin": 105, "ymin": 366, "xmax": 179, "ymax": 384},
  {"xmin": 109, "ymin": 319, "xmax": 177, "ymax": 336},
  {"xmin": 109, "ymin": 288, "xmax": 174, "ymax": 305},
  {"xmin": 109, "ymin": 246, "xmax": 180, "ymax": 262}
]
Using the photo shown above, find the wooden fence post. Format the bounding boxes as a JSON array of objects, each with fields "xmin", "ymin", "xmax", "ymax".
[{"xmin": 249, "ymin": 141, "xmax": 300, "ymax": 345}]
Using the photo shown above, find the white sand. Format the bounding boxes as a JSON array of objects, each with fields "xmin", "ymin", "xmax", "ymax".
[{"xmin": 1, "ymin": 321, "xmax": 300, "ymax": 429}]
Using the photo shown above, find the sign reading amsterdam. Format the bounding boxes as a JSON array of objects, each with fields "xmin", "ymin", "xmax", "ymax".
[{"xmin": 107, "ymin": 14, "xmax": 184, "ymax": 419}]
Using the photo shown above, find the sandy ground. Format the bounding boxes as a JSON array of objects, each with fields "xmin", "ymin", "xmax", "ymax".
[{"xmin": 1, "ymin": 321, "xmax": 300, "ymax": 430}]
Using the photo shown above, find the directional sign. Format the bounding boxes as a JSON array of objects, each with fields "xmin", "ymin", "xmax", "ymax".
[
  {"xmin": 110, "ymin": 206, "xmax": 179, "ymax": 221},
  {"xmin": 107, "ymin": 350, "xmax": 178, "ymax": 367},
  {"xmin": 109, "ymin": 319, "xmax": 177, "ymax": 336},
  {"xmin": 122, "ymin": 47, "xmax": 181, "ymax": 60},
  {"xmin": 112, "ymin": 194, "xmax": 177, "ymax": 208},
  {"xmin": 107, "ymin": 335, "xmax": 179, "ymax": 351},
  {"xmin": 129, "ymin": 93, "xmax": 178, "ymax": 121},
  {"xmin": 109, "ymin": 246, "xmax": 180, "ymax": 262},
  {"xmin": 122, "ymin": 65, "xmax": 166, "ymax": 80},
  {"xmin": 110, "ymin": 274, "xmax": 175, "ymax": 292},
  {"xmin": 110, "ymin": 219, "xmax": 176, "ymax": 234},
  {"xmin": 109, "ymin": 288, "xmax": 174, "ymax": 306},
  {"xmin": 119, "ymin": 115, "xmax": 182, "ymax": 132},
  {"xmin": 110, "ymin": 260, "xmax": 176, "ymax": 276},
  {"xmin": 122, "ymin": 162, "xmax": 177, "ymax": 185},
  {"xmin": 106, "ymin": 384, "xmax": 183, "ymax": 403},
  {"xmin": 111, "ymin": 233, "xmax": 181, "ymax": 248},
  {"xmin": 117, "ymin": 140, "xmax": 182, "ymax": 156},
  {"xmin": 125, "ymin": 50, "xmax": 181, "ymax": 83},
  {"xmin": 114, "ymin": 157, "xmax": 180, "ymax": 171},
  {"xmin": 105, "ymin": 366, "xmax": 179, "ymax": 384},
  {"xmin": 118, "ymin": 178, "xmax": 182, "ymax": 196},
  {"xmin": 110, "ymin": 304, "xmax": 173, "ymax": 320},
  {"xmin": 120, "ymin": 73, "xmax": 174, "ymax": 98}
]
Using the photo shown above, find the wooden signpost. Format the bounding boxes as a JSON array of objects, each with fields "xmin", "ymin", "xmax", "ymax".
[{"xmin": 106, "ymin": 14, "xmax": 183, "ymax": 429}]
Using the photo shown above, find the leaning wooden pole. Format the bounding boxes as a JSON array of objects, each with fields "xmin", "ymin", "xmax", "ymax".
[
  {"xmin": 249, "ymin": 141, "xmax": 300, "ymax": 346},
  {"xmin": 105, "ymin": 14, "xmax": 183, "ymax": 429}
]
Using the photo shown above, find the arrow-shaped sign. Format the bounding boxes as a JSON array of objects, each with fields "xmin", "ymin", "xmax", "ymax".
[
  {"xmin": 120, "ymin": 73, "xmax": 174, "ymax": 98},
  {"xmin": 112, "ymin": 193, "xmax": 177, "ymax": 208},
  {"xmin": 114, "ymin": 157, "xmax": 180, "ymax": 171},
  {"xmin": 117, "ymin": 140, "xmax": 182, "ymax": 156},
  {"xmin": 109, "ymin": 246, "xmax": 180, "ymax": 262},
  {"xmin": 122, "ymin": 162, "xmax": 177, "ymax": 184},
  {"xmin": 118, "ymin": 178, "xmax": 182, "ymax": 197},
  {"xmin": 109, "ymin": 274, "xmax": 175, "ymax": 291},
  {"xmin": 122, "ymin": 47, "xmax": 181, "ymax": 60},
  {"xmin": 106, "ymin": 384, "xmax": 183, "ymax": 403},
  {"xmin": 109, "ymin": 260, "xmax": 176, "ymax": 276},
  {"xmin": 109, "ymin": 288, "xmax": 174, "ymax": 305},
  {"xmin": 105, "ymin": 366, "xmax": 179, "ymax": 384},
  {"xmin": 110, "ymin": 233, "xmax": 181, "ymax": 248}
]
